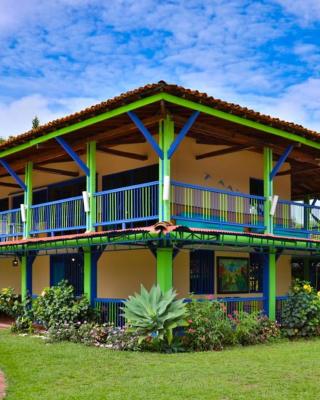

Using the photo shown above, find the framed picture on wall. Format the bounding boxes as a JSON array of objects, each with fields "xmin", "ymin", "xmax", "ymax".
[{"xmin": 217, "ymin": 257, "xmax": 249, "ymax": 294}]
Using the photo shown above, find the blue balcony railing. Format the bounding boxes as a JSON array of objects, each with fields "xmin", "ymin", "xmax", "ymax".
[
  {"xmin": 94, "ymin": 181, "xmax": 159, "ymax": 228},
  {"xmin": 30, "ymin": 196, "xmax": 86, "ymax": 235},
  {"xmin": 275, "ymin": 200, "xmax": 320, "ymax": 237},
  {"xmin": 171, "ymin": 181, "xmax": 265, "ymax": 230},
  {"xmin": 0, "ymin": 180, "xmax": 318, "ymax": 240},
  {"xmin": 0, "ymin": 208, "xmax": 23, "ymax": 241}
]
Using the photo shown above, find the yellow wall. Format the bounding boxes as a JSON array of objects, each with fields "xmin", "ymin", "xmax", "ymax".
[
  {"xmin": 97, "ymin": 249, "xmax": 156, "ymax": 298},
  {"xmin": 32, "ymin": 255, "xmax": 50, "ymax": 295},
  {"xmin": 0, "ymin": 257, "xmax": 21, "ymax": 292},
  {"xmin": 172, "ymin": 139, "xmax": 290, "ymax": 199},
  {"xmin": 0, "ymin": 249, "xmax": 292, "ymax": 298}
]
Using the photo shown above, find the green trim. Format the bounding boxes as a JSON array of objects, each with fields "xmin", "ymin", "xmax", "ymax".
[
  {"xmin": 264, "ymin": 148, "xmax": 273, "ymax": 234},
  {"xmin": 83, "ymin": 248, "xmax": 91, "ymax": 300},
  {"xmin": 156, "ymin": 247, "xmax": 173, "ymax": 292},
  {"xmin": 24, "ymin": 161, "xmax": 33, "ymax": 239},
  {"xmin": 21, "ymin": 255, "xmax": 27, "ymax": 301},
  {"xmin": 159, "ymin": 115, "xmax": 174, "ymax": 221},
  {"xmin": 162, "ymin": 93, "xmax": 320, "ymax": 150},
  {"xmin": 268, "ymin": 250, "xmax": 276, "ymax": 320},
  {"xmin": 0, "ymin": 94, "xmax": 164, "ymax": 159},
  {"xmin": 86, "ymin": 141, "xmax": 96, "ymax": 231}
]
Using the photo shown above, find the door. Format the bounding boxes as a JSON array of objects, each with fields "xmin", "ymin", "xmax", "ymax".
[{"xmin": 50, "ymin": 253, "xmax": 84, "ymax": 296}]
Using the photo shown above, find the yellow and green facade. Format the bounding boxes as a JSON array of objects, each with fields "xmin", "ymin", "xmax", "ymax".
[{"xmin": 0, "ymin": 82, "xmax": 320, "ymax": 323}]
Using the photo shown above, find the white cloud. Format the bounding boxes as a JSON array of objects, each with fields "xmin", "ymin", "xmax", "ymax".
[
  {"xmin": 0, "ymin": 95, "xmax": 97, "ymax": 138},
  {"xmin": 274, "ymin": 0, "xmax": 320, "ymax": 25}
]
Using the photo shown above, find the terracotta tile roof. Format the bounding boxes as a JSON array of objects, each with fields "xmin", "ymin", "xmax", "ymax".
[{"xmin": 1, "ymin": 81, "xmax": 320, "ymax": 152}]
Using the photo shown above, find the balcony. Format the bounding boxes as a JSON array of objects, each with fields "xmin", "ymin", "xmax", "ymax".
[{"xmin": 0, "ymin": 180, "xmax": 318, "ymax": 242}]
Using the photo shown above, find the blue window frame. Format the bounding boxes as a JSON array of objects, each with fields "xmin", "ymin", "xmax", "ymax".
[{"xmin": 190, "ymin": 250, "xmax": 214, "ymax": 294}]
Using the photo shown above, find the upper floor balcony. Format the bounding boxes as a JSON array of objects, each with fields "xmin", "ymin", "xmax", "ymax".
[{"xmin": 0, "ymin": 178, "xmax": 319, "ymax": 242}]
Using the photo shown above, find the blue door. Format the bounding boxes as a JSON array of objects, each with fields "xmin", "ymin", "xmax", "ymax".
[{"xmin": 50, "ymin": 253, "xmax": 84, "ymax": 296}]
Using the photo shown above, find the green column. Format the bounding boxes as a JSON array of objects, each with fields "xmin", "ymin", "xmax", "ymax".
[
  {"xmin": 86, "ymin": 141, "xmax": 96, "ymax": 232},
  {"xmin": 268, "ymin": 250, "xmax": 276, "ymax": 320},
  {"xmin": 83, "ymin": 248, "xmax": 92, "ymax": 301},
  {"xmin": 159, "ymin": 115, "xmax": 174, "ymax": 221},
  {"xmin": 263, "ymin": 147, "xmax": 273, "ymax": 234},
  {"xmin": 156, "ymin": 248, "xmax": 173, "ymax": 292},
  {"xmin": 21, "ymin": 255, "xmax": 27, "ymax": 301},
  {"xmin": 23, "ymin": 161, "xmax": 33, "ymax": 238},
  {"xmin": 21, "ymin": 161, "xmax": 33, "ymax": 300}
]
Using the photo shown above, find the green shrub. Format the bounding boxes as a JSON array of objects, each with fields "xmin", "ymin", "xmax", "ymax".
[
  {"xmin": 281, "ymin": 279, "xmax": 320, "ymax": 338},
  {"xmin": 230, "ymin": 312, "xmax": 280, "ymax": 346},
  {"xmin": 33, "ymin": 281, "xmax": 95, "ymax": 329},
  {"xmin": 0, "ymin": 288, "xmax": 22, "ymax": 318},
  {"xmin": 122, "ymin": 285, "xmax": 187, "ymax": 346},
  {"xmin": 184, "ymin": 300, "xmax": 235, "ymax": 351}
]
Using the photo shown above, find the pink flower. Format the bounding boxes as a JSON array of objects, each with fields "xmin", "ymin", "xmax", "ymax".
[
  {"xmin": 188, "ymin": 319, "xmax": 193, "ymax": 324},
  {"xmin": 188, "ymin": 328, "xmax": 196, "ymax": 334},
  {"xmin": 206, "ymin": 294, "xmax": 214, "ymax": 300}
]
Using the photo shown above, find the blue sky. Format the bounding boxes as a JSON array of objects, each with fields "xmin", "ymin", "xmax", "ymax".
[{"xmin": 0, "ymin": 0, "xmax": 320, "ymax": 137}]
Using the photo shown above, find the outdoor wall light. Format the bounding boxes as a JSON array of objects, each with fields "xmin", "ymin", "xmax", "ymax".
[
  {"xmin": 12, "ymin": 257, "xmax": 19, "ymax": 267},
  {"xmin": 82, "ymin": 191, "xmax": 90, "ymax": 213},
  {"xmin": 71, "ymin": 256, "xmax": 76, "ymax": 263}
]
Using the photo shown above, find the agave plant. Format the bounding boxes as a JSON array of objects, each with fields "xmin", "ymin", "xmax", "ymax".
[{"xmin": 122, "ymin": 285, "xmax": 187, "ymax": 345}]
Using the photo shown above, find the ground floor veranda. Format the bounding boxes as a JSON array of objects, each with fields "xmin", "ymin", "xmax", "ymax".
[{"xmin": 1, "ymin": 225, "xmax": 320, "ymax": 323}]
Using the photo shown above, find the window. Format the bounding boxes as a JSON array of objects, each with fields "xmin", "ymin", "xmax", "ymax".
[
  {"xmin": 0, "ymin": 197, "xmax": 8, "ymax": 212},
  {"xmin": 291, "ymin": 258, "xmax": 305, "ymax": 281},
  {"xmin": 249, "ymin": 253, "xmax": 263, "ymax": 292},
  {"xmin": 48, "ymin": 176, "xmax": 86, "ymax": 201},
  {"xmin": 102, "ymin": 164, "xmax": 158, "ymax": 190},
  {"xmin": 190, "ymin": 250, "xmax": 214, "ymax": 294}
]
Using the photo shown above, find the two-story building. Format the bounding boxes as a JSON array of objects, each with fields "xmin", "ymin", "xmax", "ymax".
[{"xmin": 0, "ymin": 82, "xmax": 319, "ymax": 323}]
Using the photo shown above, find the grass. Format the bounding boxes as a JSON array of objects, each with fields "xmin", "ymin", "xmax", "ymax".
[{"xmin": 0, "ymin": 330, "xmax": 320, "ymax": 400}]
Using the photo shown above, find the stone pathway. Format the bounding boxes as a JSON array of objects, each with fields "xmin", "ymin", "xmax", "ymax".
[{"xmin": 0, "ymin": 370, "xmax": 6, "ymax": 399}]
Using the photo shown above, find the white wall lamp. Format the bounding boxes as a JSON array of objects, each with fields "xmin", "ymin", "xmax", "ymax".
[
  {"xmin": 163, "ymin": 176, "xmax": 170, "ymax": 201},
  {"xmin": 270, "ymin": 195, "xmax": 279, "ymax": 216},
  {"xmin": 20, "ymin": 204, "xmax": 26, "ymax": 223},
  {"xmin": 82, "ymin": 191, "xmax": 90, "ymax": 213}
]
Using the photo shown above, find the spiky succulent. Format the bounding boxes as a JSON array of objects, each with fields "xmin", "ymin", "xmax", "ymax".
[{"xmin": 122, "ymin": 285, "xmax": 187, "ymax": 344}]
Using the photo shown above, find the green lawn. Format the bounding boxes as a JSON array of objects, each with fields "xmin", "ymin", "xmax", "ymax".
[{"xmin": 0, "ymin": 330, "xmax": 320, "ymax": 400}]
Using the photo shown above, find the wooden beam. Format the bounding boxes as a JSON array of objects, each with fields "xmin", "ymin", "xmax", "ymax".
[
  {"xmin": 34, "ymin": 165, "xmax": 79, "ymax": 177},
  {"xmin": 97, "ymin": 146, "xmax": 148, "ymax": 161},
  {"xmin": 196, "ymin": 145, "xmax": 251, "ymax": 160},
  {"xmin": 0, "ymin": 182, "xmax": 20, "ymax": 188},
  {"xmin": 278, "ymin": 164, "xmax": 320, "ymax": 177}
]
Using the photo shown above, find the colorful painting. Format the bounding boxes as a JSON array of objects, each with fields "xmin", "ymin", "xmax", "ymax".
[{"xmin": 217, "ymin": 257, "xmax": 249, "ymax": 293}]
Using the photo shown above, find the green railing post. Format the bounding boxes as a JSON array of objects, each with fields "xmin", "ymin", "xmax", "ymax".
[
  {"xmin": 84, "ymin": 141, "xmax": 96, "ymax": 304},
  {"xmin": 23, "ymin": 161, "xmax": 33, "ymax": 239},
  {"xmin": 263, "ymin": 148, "xmax": 276, "ymax": 319},
  {"xmin": 86, "ymin": 141, "xmax": 96, "ymax": 232},
  {"xmin": 156, "ymin": 248, "xmax": 173, "ymax": 292},
  {"xmin": 263, "ymin": 147, "xmax": 273, "ymax": 234},
  {"xmin": 21, "ymin": 161, "xmax": 33, "ymax": 300},
  {"xmin": 159, "ymin": 115, "xmax": 174, "ymax": 222}
]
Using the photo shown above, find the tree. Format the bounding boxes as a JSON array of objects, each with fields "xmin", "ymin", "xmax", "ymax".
[{"xmin": 32, "ymin": 116, "xmax": 40, "ymax": 129}]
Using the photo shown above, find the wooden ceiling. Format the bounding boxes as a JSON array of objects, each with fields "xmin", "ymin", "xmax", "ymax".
[{"xmin": 1, "ymin": 101, "xmax": 319, "ymax": 199}]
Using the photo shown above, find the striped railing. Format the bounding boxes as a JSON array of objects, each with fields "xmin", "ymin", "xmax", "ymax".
[
  {"xmin": 218, "ymin": 296, "xmax": 264, "ymax": 316},
  {"xmin": 171, "ymin": 181, "xmax": 265, "ymax": 229},
  {"xmin": 30, "ymin": 196, "xmax": 86, "ymax": 234},
  {"xmin": 95, "ymin": 298, "xmax": 126, "ymax": 327},
  {"xmin": 94, "ymin": 181, "xmax": 159, "ymax": 228},
  {"xmin": 94, "ymin": 296, "xmax": 288, "ymax": 327},
  {"xmin": 0, "ymin": 208, "xmax": 23, "ymax": 241},
  {"xmin": 274, "ymin": 200, "xmax": 320, "ymax": 236}
]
